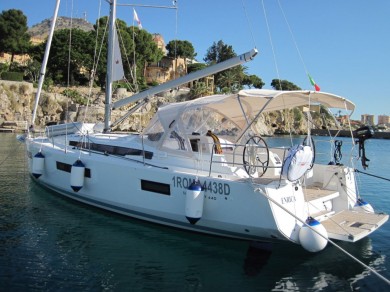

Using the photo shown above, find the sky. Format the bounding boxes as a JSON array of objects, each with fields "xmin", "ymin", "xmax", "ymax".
[{"xmin": 1, "ymin": 0, "xmax": 390, "ymax": 121}]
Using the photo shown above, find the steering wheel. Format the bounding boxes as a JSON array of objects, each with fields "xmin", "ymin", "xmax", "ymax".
[
  {"xmin": 243, "ymin": 136, "xmax": 269, "ymax": 177},
  {"xmin": 303, "ymin": 135, "xmax": 316, "ymax": 170}
]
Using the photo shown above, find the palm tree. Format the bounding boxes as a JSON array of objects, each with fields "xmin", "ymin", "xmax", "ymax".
[{"xmin": 218, "ymin": 69, "xmax": 241, "ymax": 93}]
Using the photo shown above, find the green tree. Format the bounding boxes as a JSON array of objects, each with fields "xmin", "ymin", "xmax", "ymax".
[
  {"xmin": 127, "ymin": 26, "xmax": 164, "ymax": 88},
  {"xmin": 187, "ymin": 62, "xmax": 207, "ymax": 74},
  {"xmin": 204, "ymin": 40, "xmax": 236, "ymax": 64},
  {"xmin": 218, "ymin": 69, "xmax": 241, "ymax": 93},
  {"xmin": 41, "ymin": 28, "xmax": 95, "ymax": 85},
  {"xmin": 166, "ymin": 40, "xmax": 196, "ymax": 59},
  {"xmin": 204, "ymin": 40, "xmax": 259, "ymax": 93},
  {"xmin": 243, "ymin": 74, "xmax": 264, "ymax": 89},
  {"xmin": 166, "ymin": 40, "xmax": 196, "ymax": 74},
  {"xmin": 271, "ymin": 79, "xmax": 301, "ymax": 91},
  {"xmin": 189, "ymin": 81, "xmax": 208, "ymax": 99},
  {"xmin": 204, "ymin": 40, "xmax": 239, "ymax": 93},
  {"xmin": 0, "ymin": 9, "xmax": 31, "ymax": 66},
  {"xmin": 24, "ymin": 59, "xmax": 41, "ymax": 82},
  {"xmin": 93, "ymin": 17, "xmax": 163, "ymax": 90}
]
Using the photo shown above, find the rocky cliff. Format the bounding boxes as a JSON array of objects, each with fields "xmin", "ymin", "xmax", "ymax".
[
  {"xmin": 0, "ymin": 80, "xmax": 337, "ymax": 134},
  {"xmin": 28, "ymin": 17, "xmax": 94, "ymax": 43}
]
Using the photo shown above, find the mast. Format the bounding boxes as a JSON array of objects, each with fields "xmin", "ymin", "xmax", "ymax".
[
  {"xmin": 104, "ymin": 0, "xmax": 117, "ymax": 132},
  {"xmin": 31, "ymin": 0, "xmax": 61, "ymax": 128}
]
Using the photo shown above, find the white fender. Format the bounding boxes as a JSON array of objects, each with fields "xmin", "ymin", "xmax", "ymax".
[
  {"xmin": 354, "ymin": 198, "xmax": 374, "ymax": 213},
  {"xmin": 70, "ymin": 160, "xmax": 85, "ymax": 192},
  {"xmin": 185, "ymin": 180, "xmax": 204, "ymax": 225},
  {"xmin": 32, "ymin": 152, "xmax": 45, "ymax": 179},
  {"xmin": 299, "ymin": 217, "xmax": 328, "ymax": 252}
]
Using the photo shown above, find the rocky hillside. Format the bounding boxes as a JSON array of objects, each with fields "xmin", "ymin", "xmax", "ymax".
[
  {"xmin": 0, "ymin": 80, "xmax": 339, "ymax": 134},
  {"xmin": 28, "ymin": 17, "xmax": 94, "ymax": 42},
  {"xmin": 0, "ymin": 80, "xmax": 181, "ymax": 132}
]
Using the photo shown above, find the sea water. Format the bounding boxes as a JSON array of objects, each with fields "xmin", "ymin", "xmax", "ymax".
[{"xmin": 1, "ymin": 133, "xmax": 389, "ymax": 291}]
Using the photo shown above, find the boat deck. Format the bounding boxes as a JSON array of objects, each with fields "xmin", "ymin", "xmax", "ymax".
[
  {"xmin": 322, "ymin": 210, "xmax": 389, "ymax": 242},
  {"xmin": 303, "ymin": 187, "xmax": 339, "ymax": 203}
]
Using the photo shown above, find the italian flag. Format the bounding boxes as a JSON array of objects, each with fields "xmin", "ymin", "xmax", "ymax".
[{"xmin": 308, "ymin": 74, "xmax": 320, "ymax": 91}]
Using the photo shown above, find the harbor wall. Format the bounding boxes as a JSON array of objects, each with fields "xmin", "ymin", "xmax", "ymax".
[{"xmin": 311, "ymin": 129, "xmax": 390, "ymax": 139}]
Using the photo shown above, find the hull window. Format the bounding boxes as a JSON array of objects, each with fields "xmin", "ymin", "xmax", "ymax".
[
  {"xmin": 69, "ymin": 141, "xmax": 153, "ymax": 159},
  {"xmin": 56, "ymin": 161, "xmax": 91, "ymax": 178},
  {"xmin": 141, "ymin": 179, "xmax": 171, "ymax": 195}
]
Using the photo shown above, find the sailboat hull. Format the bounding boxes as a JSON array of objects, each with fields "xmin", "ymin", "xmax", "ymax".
[{"xmin": 26, "ymin": 137, "xmax": 286, "ymax": 243}]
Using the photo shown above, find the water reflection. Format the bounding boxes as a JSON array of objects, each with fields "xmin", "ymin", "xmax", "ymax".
[{"xmin": 1, "ymin": 134, "xmax": 389, "ymax": 291}]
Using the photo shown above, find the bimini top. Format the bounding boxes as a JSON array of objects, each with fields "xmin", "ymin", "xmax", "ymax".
[{"xmin": 156, "ymin": 89, "xmax": 355, "ymax": 130}]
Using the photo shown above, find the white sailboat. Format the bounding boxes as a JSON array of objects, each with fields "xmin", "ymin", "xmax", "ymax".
[{"xmin": 25, "ymin": 0, "xmax": 388, "ymax": 253}]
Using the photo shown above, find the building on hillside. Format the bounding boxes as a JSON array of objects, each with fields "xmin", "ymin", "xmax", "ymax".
[
  {"xmin": 145, "ymin": 56, "xmax": 186, "ymax": 84},
  {"xmin": 361, "ymin": 114, "xmax": 375, "ymax": 126},
  {"xmin": 30, "ymin": 36, "xmax": 45, "ymax": 46},
  {"xmin": 152, "ymin": 34, "xmax": 167, "ymax": 55},
  {"xmin": 144, "ymin": 34, "xmax": 213, "ymax": 92},
  {"xmin": 378, "ymin": 115, "xmax": 390, "ymax": 126},
  {"xmin": 0, "ymin": 52, "xmax": 30, "ymax": 66},
  {"xmin": 336, "ymin": 114, "xmax": 350, "ymax": 126}
]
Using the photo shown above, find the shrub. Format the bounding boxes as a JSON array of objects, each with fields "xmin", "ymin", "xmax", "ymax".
[
  {"xmin": 1, "ymin": 71, "xmax": 24, "ymax": 81},
  {"xmin": 0, "ymin": 63, "xmax": 8, "ymax": 76},
  {"xmin": 62, "ymin": 88, "xmax": 88, "ymax": 106}
]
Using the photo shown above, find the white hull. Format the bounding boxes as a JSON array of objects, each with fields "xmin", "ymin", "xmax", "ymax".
[
  {"xmin": 26, "ymin": 135, "xmax": 280, "ymax": 242},
  {"xmin": 26, "ymin": 123, "xmax": 388, "ymax": 249}
]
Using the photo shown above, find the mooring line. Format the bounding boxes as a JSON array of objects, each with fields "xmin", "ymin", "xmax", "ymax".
[
  {"xmin": 253, "ymin": 186, "xmax": 390, "ymax": 286},
  {"xmin": 355, "ymin": 169, "xmax": 390, "ymax": 182}
]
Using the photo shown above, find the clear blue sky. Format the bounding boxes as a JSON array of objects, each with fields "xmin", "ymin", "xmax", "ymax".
[{"xmin": 2, "ymin": 0, "xmax": 390, "ymax": 121}]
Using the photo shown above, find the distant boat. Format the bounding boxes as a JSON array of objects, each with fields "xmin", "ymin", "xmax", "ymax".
[{"xmin": 24, "ymin": 0, "xmax": 387, "ymax": 253}]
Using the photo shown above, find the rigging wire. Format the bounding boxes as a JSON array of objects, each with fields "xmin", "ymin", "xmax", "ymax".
[
  {"xmin": 64, "ymin": 0, "xmax": 74, "ymax": 154},
  {"xmin": 66, "ymin": 0, "xmax": 73, "ymax": 92},
  {"xmin": 276, "ymin": 0, "xmax": 309, "ymax": 81},
  {"xmin": 261, "ymin": 0, "xmax": 281, "ymax": 89},
  {"xmin": 83, "ymin": 0, "xmax": 106, "ymax": 126},
  {"xmin": 173, "ymin": 1, "xmax": 178, "ymax": 80},
  {"xmin": 241, "ymin": 0, "xmax": 257, "ymax": 49},
  {"xmin": 82, "ymin": 0, "xmax": 102, "ymax": 126},
  {"xmin": 91, "ymin": 0, "xmax": 102, "ymax": 86},
  {"xmin": 276, "ymin": 0, "xmax": 322, "ymax": 91},
  {"xmin": 116, "ymin": 22, "xmax": 136, "ymax": 92},
  {"xmin": 131, "ymin": 10, "xmax": 139, "ymax": 92},
  {"xmin": 260, "ymin": 0, "xmax": 293, "ymax": 144}
]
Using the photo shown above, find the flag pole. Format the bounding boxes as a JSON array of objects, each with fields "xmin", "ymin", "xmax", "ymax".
[{"xmin": 132, "ymin": 9, "xmax": 137, "ymax": 91}]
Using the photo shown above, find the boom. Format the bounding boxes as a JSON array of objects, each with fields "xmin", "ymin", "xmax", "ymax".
[{"xmin": 111, "ymin": 48, "xmax": 258, "ymax": 110}]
